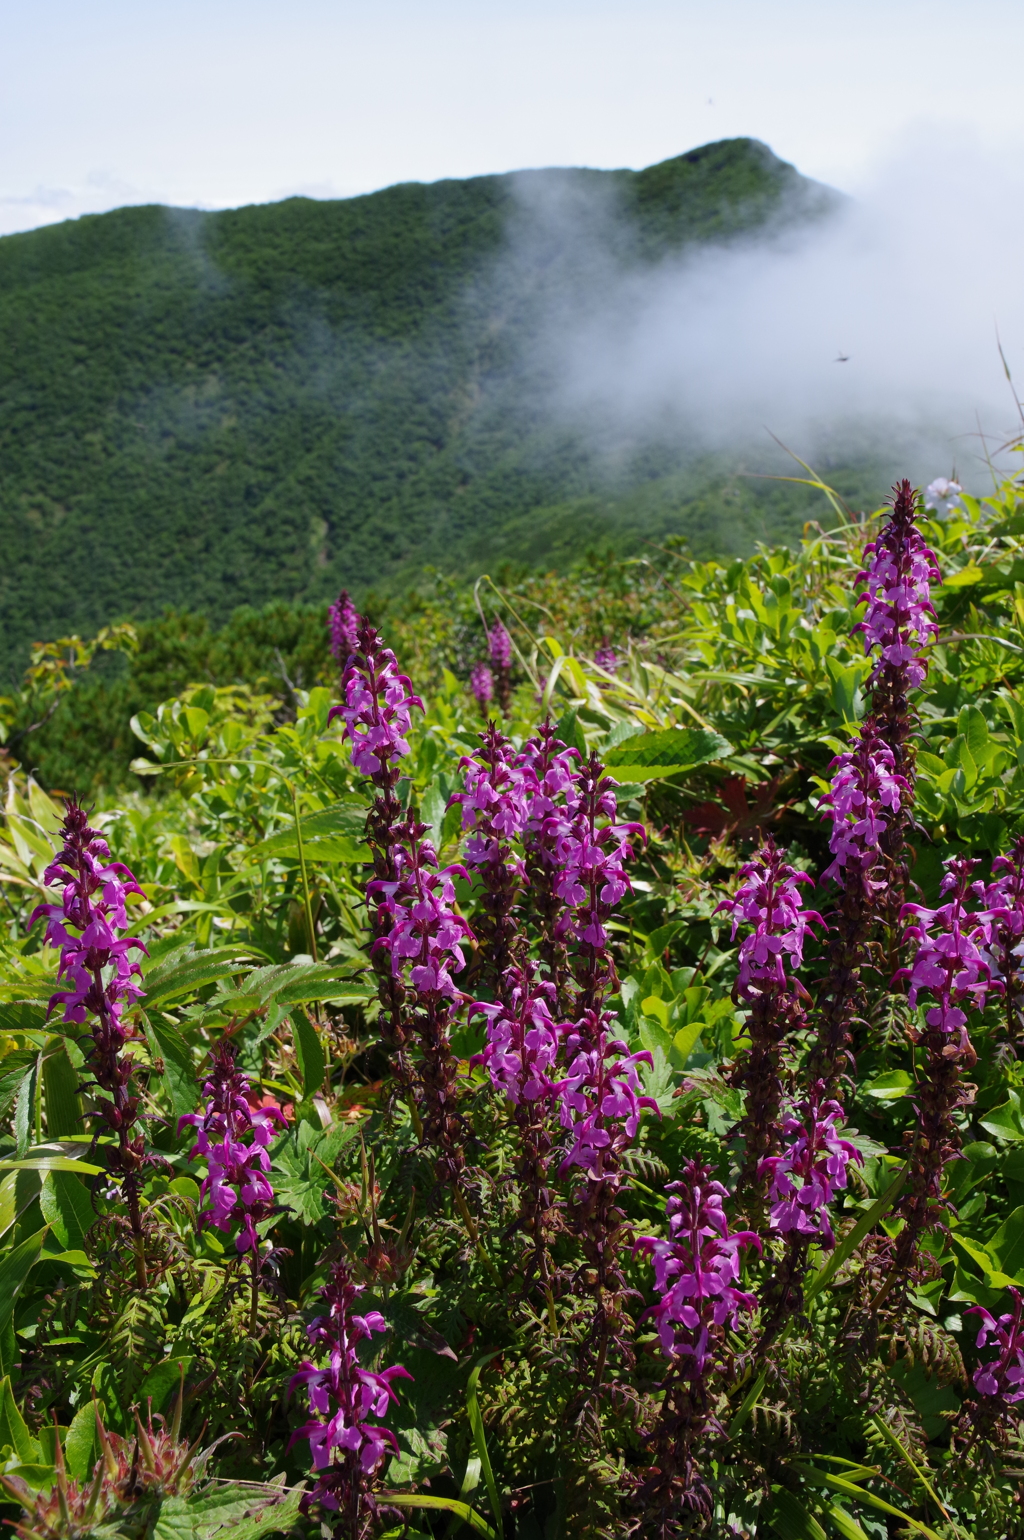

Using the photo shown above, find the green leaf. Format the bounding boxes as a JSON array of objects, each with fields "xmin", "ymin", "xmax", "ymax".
[
  {"xmin": 0, "ymin": 1157, "xmax": 103, "ymax": 1175},
  {"xmin": 139, "ymin": 1355, "xmax": 193, "ymax": 1413},
  {"xmin": 825, "ymin": 1506, "xmax": 869, "ymax": 1540},
  {"xmin": 466, "ymin": 1351, "xmax": 503, "ymax": 1527},
  {"xmin": 142, "ymin": 946, "xmax": 255, "ymax": 1007},
  {"xmin": 292, "ymin": 1010, "xmax": 325, "ymax": 1099},
  {"xmin": 0, "ymin": 1053, "xmax": 41, "ymax": 1123},
  {"xmin": 144, "ymin": 1017, "xmax": 198, "ymax": 1120},
  {"xmin": 603, "ymin": 726, "xmax": 732, "ymax": 782},
  {"xmin": 985, "ymin": 1205, "xmax": 1024, "ymax": 1280},
  {"xmin": 770, "ymin": 1488, "xmax": 828, "ymax": 1540},
  {"xmin": 379, "ymin": 1493, "xmax": 497, "ymax": 1539},
  {"xmin": 64, "ymin": 1401, "xmax": 95, "ymax": 1483},
  {"xmin": 246, "ymin": 803, "xmax": 368, "ymax": 863},
  {"xmin": 0, "ymin": 1376, "xmax": 39, "ymax": 1463},
  {"xmin": 39, "ymin": 1170, "xmax": 94, "ymax": 1251},
  {"xmin": 788, "ymin": 1463, "xmax": 943, "ymax": 1540},
  {"xmin": 0, "ymin": 1006, "xmax": 47, "ymax": 1038},
  {"xmin": 862, "ymin": 1069, "xmax": 913, "ymax": 1101},
  {"xmin": 553, "ymin": 709, "xmax": 588, "ymax": 758},
  {"xmin": 980, "ymin": 1093, "xmax": 1024, "ymax": 1142},
  {"xmin": 0, "ymin": 1226, "xmax": 47, "ymax": 1373},
  {"xmin": 42, "ymin": 1043, "xmax": 82, "ymax": 1137}
]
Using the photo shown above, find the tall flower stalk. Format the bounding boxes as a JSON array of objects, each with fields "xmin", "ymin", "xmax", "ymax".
[
  {"xmin": 371, "ymin": 818, "xmax": 473, "ymax": 1186},
  {"xmin": 518, "ymin": 723, "xmax": 580, "ymax": 1011},
  {"xmin": 854, "ymin": 479, "xmax": 940, "ymax": 942},
  {"xmin": 488, "ymin": 619, "xmax": 513, "ymax": 715},
  {"xmin": 328, "ymin": 591, "xmax": 361, "ymax": 668},
  {"xmin": 179, "ymin": 1041, "xmax": 284, "ymax": 1332},
  {"xmin": 811, "ymin": 727, "xmax": 907, "ymax": 1098},
  {"xmin": 757, "ymin": 1086, "xmax": 861, "ymax": 1340},
  {"xmin": 31, "ymin": 800, "xmax": 149, "ymax": 1285},
  {"xmin": 979, "ymin": 837, "xmax": 1024, "ymax": 1049},
  {"xmin": 636, "ymin": 1162, "xmax": 760, "ymax": 1531},
  {"xmin": 453, "ymin": 724, "xmax": 530, "ymax": 995},
  {"xmin": 330, "ymin": 624, "xmax": 422, "ymax": 1094},
  {"xmin": 291, "ymin": 1261, "xmax": 411, "ymax": 1538},
  {"xmin": 886, "ymin": 856, "xmax": 992, "ymax": 1297},
  {"xmin": 717, "ymin": 838, "xmax": 821, "ymax": 1200}
]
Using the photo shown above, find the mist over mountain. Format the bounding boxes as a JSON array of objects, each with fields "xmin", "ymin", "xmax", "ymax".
[{"xmin": 1, "ymin": 133, "xmax": 1008, "ymax": 678}]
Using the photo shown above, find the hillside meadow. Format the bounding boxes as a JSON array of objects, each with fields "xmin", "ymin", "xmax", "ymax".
[{"xmin": 1, "ymin": 471, "xmax": 1024, "ymax": 1536}]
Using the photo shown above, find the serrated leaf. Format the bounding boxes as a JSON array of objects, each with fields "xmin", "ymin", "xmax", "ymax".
[
  {"xmin": 603, "ymin": 726, "xmax": 732, "ymax": 782},
  {"xmin": 144, "ymin": 1017, "xmax": 198, "ymax": 1119},
  {"xmin": 143, "ymin": 947, "xmax": 254, "ymax": 1007},
  {"xmin": 39, "ymin": 1170, "xmax": 95, "ymax": 1251}
]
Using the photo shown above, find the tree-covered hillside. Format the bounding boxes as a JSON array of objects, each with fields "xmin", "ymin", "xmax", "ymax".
[{"xmin": 0, "ymin": 138, "xmax": 846, "ymax": 678}]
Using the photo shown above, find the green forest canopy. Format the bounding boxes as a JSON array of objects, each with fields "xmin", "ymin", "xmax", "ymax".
[{"xmin": 0, "ymin": 137, "xmax": 858, "ymax": 680}]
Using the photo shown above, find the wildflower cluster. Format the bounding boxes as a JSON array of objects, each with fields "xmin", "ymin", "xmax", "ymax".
[
  {"xmin": 969, "ymin": 1288, "xmax": 1024, "ymax": 1406},
  {"xmin": 291, "ymin": 1262, "xmax": 411, "ymax": 1532},
  {"xmin": 30, "ymin": 799, "xmax": 149, "ymax": 1275},
  {"xmin": 856, "ymin": 477, "xmax": 940, "ymax": 693},
  {"xmin": 328, "ymin": 589, "xmax": 361, "ymax": 666},
  {"xmin": 760, "ymin": 1091, "xmax": 862, "ymax": 1247},
  {"xmin": 179, "ymin": 1043, "xmax": 284, "ymax": 1257}
]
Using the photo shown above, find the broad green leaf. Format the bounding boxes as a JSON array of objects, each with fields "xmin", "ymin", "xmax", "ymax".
[
  {"xmin": 292, "ymin": 1010, "xmax": 325, "ymax": 1098},
  {"xmin": 139, "ymin": 1355, "xmax": 193, "ymax": 1413},
  {"xmin": 986, "ymin": 1205, "xmax": 1024, "ymax": 1279},
  {"xmin": 143, "ymin": 946, "xmax": 255, "ymax": 1007},
  {"xmin": 788, "ymin": 1463, "xmax": 943, "ymax": 1540},
  {"xmin": 64, "ymin": 1401, "xmax": 96, "ymax": 1483},
  {"xmin": 246, "ymin": 803, "xmax": 367, "ymax": 864},
  {"xmin": 39, "ymin": 1170, "xmax": 94, "ymax": 1251},
  {"xmin": 42, "ymin": 1042, "xmax": 82, "ymax": 1137},
  {"xmin": 144, "ymin": 1017, "xmax": 198, "ymax": 1120},
  {"xmin": 0, "ymin": 1376, "xmax": 39, "ymax": 1463},
  {"xmin": 0, "ymin": 1158, "xmax": 102, "ymax": 1175},
  {"xmin": 770, "ymin": 1488, "xmax": 828, "ymax": 1540},
  {"xmin": 0, "ymin": 1227, "xmax": 48, "ymax": 1375},
  {"xmin": 0, "ymin": 1056, "xmax": 36, "ymax": 1125},
  {"xmin": 980, "ymin": 1095, "xmax": 1024, "ymax": 1142},
  {"xmin": 863, "ymin": 1069, "xmax": 912, "ymax": 1101},
  {"xmin": 604, "ymin": 726, "xmax": 732, "ymax": 782}
]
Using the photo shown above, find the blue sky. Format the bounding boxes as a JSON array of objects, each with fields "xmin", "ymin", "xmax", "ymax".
[{"xmin": 2, "ymin": 0, "xmax": 1023, "ymax": 236}]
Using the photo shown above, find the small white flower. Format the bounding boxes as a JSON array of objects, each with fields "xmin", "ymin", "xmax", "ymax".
[{"xmin": 925, "ymin": 477, "xmax": 963, "ymax": 517}]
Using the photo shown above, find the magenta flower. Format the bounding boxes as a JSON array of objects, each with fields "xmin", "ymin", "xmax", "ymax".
[
  {"xmin": 30, "ymin": 800, "xmax": 149, "ymax": 1271},
  {"xmin": 291, "ymin": 1261, "xmax": 412, "ymax": 1519},
  {"xmin": 179, "ymin": 1043, "xmax": 284, "ymax": 1255},
  {"xmin": 637, "ymin": 1161, "xmax": 760, "ymax": 1374},
  {"xmin": 821, "ymin": 729, "xmax": 906, "ymax": 892},
  {"xmin": 488, "ymin": 620, "xmax": 512, "ymax": 671},
  {"xmin": 855, "ymin": 479, "xmax": 940, "ymax": 691},
  {"xmin": 548, "ymin": 767, "xmax": 644, "ymax": 955},
  {"xmin": 557, "ymin": 1016, "xmax": 657, "ymax": 1178},
  {"xmin": 716, "ymin": 839, "xmax": 822, "ymax": 1000},
  {"xmin": 472, "ymin": 970, "xmax": 562, "ymax": 1106},
  {"xmin": 758, "ymin": 1093, "xmax": 862, "ymax": 1247},
  {"xmin": 453, "ymin": 728, "xmax": 530, "ymax": 871},
  {"xmin": 328, "ymin": 590, "xmax": 361, "ymax": 666},
  {"xmin": 899, "ymin": 855, "xmax": 995, "ymax": 1058},
  {"xmin": 371, "ymin": 831, "xmax": 473, "ymax": 1004},
  {"xmin": 594, "ymin": 645, "xmax": 619, "ymax": 674},
  {"xmin": 470, "ymin": 662, "xmax": 494, "ymax": 713},
  {"xmin": 968, "ymin": 1288, "xmax": 1024, "ymax": 1404},
  {"xmin": 329, "ymin": 628, "xmax": 422, "ymax": 782}
]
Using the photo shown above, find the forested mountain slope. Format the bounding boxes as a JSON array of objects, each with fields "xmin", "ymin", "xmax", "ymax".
[{"xmin": 0, "ymin": 137, "xmax": 842, "ymax": 676}]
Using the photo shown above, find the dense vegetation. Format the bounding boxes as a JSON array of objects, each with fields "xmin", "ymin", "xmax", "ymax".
[
  {"xmin": 4, "ymin": 469, "xmax": 1024, "ymax": 1536},
  {"xmin": 0, "ymin": 137, "xmax": 855, "ymax": 679}
]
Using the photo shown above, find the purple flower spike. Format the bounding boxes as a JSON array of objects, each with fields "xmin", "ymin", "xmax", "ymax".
[
  {"xmin": 594, "ymin": 645, "xmax": 619, "ymax": 674},
  {"xmin": 759, "ymin": 1092, "xmax": 862, "ymax": 1248},
  {"xmin": 371, "ymin": 830, "xmax": 473, "ymax": 1005},
  {"xmin": 328, "ymin": 590, "xmax": 361, "ymax": 666},
  {"xmin": 471, "ymin": 662, "xmax": 494, "ymax": 713},
  {"xmin": 976, "ymin": 836, "xmax": 1024, "ymax": 1045},
  {"xmin": 472, "ymin": 973, "xmax": 563, "ymax": 1107},
  {"xmin": 30, "ymin": 799, "xmax": 150, "ymax": 1270},
  {"xmin": 716, "ymin": 838, "xmax": 822, "ymax": 1001},
  {"xmin": 821, "ymin": 728, "xmax": 907, "ymax": 893},
  {"xmin": 855, "ymin": 479, "xmax": 940, "ymax": 692},
  {"xmin": 968, "ymin": 1288, "xmax": 1024, "ymax": 1405},
  {"xmin": 291, "ymin": 1260, "xmax": 412, "ymax": 1521},
  {"xmin": 488, "ymin": 620, "xmax": 512, "ymax": 671},
  {"xmin": 899, "ymin": 855, "xmax": 994, "ymax": 1061},
  {"xmin": 330, "ymin": 626, "xmax": 423, "ymax": 783},
  {"xmin": 557, "ymin": 1015, "xmax": 658, "ymax": 1179},
  {"xmin": 179, "ymin": 1042, "xmax": 284, "ymax": 1256}
]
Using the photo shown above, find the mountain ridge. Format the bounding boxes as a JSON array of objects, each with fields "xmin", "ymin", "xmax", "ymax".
[{"xmin": 0, "ymin": 137, "xmax": 846, "ymax": 677}]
